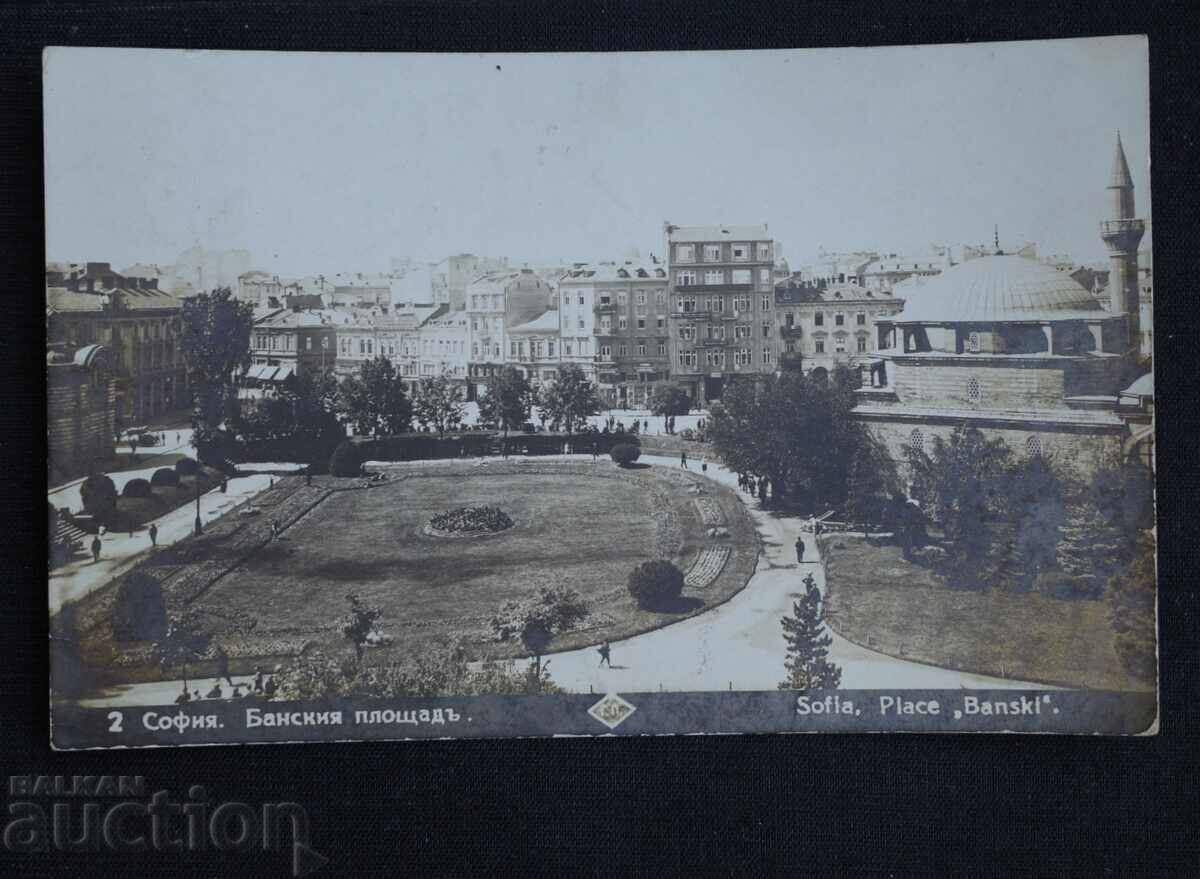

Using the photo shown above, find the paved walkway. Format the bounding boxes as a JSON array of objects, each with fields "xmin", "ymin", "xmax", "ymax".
[
  {"xmin": 49, "ymin": 428, "xmax": 196, "ymax": 508},
  {"xmin": 77, "ymin": 453, "xmax": 1043, "ymax": 707}
]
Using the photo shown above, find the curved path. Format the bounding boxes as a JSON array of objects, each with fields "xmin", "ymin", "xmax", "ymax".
[{"xmin": 77, "ymin": 453, "xmax": 1044, "ymax": 708}]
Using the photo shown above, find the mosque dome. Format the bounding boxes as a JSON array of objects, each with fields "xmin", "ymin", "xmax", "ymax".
[{"xmin": 894, "ymin": 254, "xmax": 1104, "ymax": 324}]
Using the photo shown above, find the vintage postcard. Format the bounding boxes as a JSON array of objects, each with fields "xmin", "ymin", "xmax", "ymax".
[{"xmin": 45, "ymin": 39, "xmax": 1156, "ymax": 747}]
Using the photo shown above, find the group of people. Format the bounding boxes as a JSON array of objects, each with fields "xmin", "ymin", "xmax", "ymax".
[
  {"xmin": 175, "ymin": 666, "xmax": 277, "ymax": 704},
  {"xmin": 678, "ymin": 451, "xmax": 708, "ymax": 473},
  {"xmin": 735, "ymin": 472, "xmax": 768, "ymax": 501}
]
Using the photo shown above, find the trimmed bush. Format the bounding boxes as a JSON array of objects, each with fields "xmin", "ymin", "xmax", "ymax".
[
  {"xmin": 430, "ymin": 506, "xmax": 513, "ymax": 533},
  {"xmin": 175, "ymin": 457, "xmax": 200, "ymax": 476},
  {"xmin": 627, "ymin": 559, "xmax": 685, "ymax": 610},
  {"xmin": 610, "ymin": 443, "xmax": 642, "ymax": 467},
  {"xmin": 150, "ymin": 467, "xmax": 180, "ymax": 487},
  {"xmin": 111, "ymin": 572, "xmax": 168, "ymax": 641},
  {"xmin": 80, "ymin": 474, "xmax": 118, "ymax": 518},
  {"xmin": 329, "ymin": 441, "xmax": 364, "ymax": 477},
  {"xmin": 122, "ymin": 478, "xmax": 153, "ymax": 499}
]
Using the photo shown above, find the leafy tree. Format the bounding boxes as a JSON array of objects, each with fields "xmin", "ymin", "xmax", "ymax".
[
  {"xmin": 80, "ymin": 473, "xmax": 118, "ymax": 519},
  {"xmin": 779, "ymin": 573, "xmax": 842, "ymax": 689},
  {"xmin": 111, "ymin": 572, "xmax": 168, "ymax": 642},
  {"xmin": 340, "ymin": 593, "xmax": 385, "ymax": 663},
  {"xmin": 337, "ymin": 356, "xmax": 412, "ymax": 437},
  {"xmin": 412, "ymin": 373, "xmax": 464, "ymax": 437},
  {"xmin": 610, "ymin": 443, "xmax": 641, "ymax": 466},
  {"xmin": 150, "ymin": 608, "xmax": 213, "ymax": 686},
  {"xmin": 329, "ymin": 441, "xmax": 363, "ymax": 477},
  {"xmin": 1107, "ymin": 530, "xmax": 1157, "ymax": 682},
  {"xmin": 650, "ymin": 383, "xmax": 691, "ymax": 419},
  {"xmin": 478, "ymin": 366, "xmax": 533, "ymax": 437},
  {"xmin": 539, "ymin": 363, "xmax": 601, "ymax": 434},
  {"xmin": 490, "ymin": 587, "xmax": 590, "ymax": 643},
  {"xmin": 180, "ymin": 287, "xmax": 254, "ymax": 442}
]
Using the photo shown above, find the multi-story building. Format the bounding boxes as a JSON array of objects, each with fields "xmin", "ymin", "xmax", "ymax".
[
  {"xmin": 555, "ymin": 264, "xmax": 599, "ymax": 383},
  {"xmin": 796, "ymin": 251, "xmax": 879, "ymax": 288},
  {"xmin": 860, "ymin": 251, "xmax": 949, "ymax": 293},
  {"xmin": 419, "ymin": 310, "xmax": 471, "ymax": 387},
  {"xmin": 47, "ymin": 342, "xmax": 119, "ymax": 483},
  {"xmin": 46, "ymin": 262, "xmax": 188, "ymax": 423},
  {"xmin": 563, "ymin": 259, "xmax": 669, "ymax": 407},
  {"xmin": 247, "ymin": 309, "xmax": 338, "ymax": 385},
  {"xmin": 465, "ymin": 268, "xmax": 556, "ymax": 397},
  {"xmin": 506, "ymin": 310, "xmax": 562, "ymax": 389},
  {"xmin": 665, "ymin": 224, "xmax": 777, "ymax": 404},
  {"xmin": 774, "ymin": 280, "xmax": 905, "ymax": 379},
  {"xmin": 431, "ymin": 254, "xmax": 510, "ymax": 310}
]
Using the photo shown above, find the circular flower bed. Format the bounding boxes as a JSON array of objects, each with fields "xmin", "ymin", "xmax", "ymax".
[{"xmin": 428, "ymin": 505, "xmax": 514, "ymax": 537}]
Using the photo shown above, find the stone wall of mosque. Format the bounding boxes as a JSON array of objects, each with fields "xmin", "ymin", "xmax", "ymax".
[
  {"xmin": 48, "ymin": 367, "xmax": 117, "ymax": 484},
  {"xmin": 892, "ymin": 359, "xmax": 1069, "ymax": 410}
]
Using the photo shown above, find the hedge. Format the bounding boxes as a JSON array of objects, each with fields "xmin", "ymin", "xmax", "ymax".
[
  {"xmin": 329, "ymin": 441, "xmax": 364, "ymax": 477},
  {"xmin": 150, "ymin": 467, "xmax": 180, "ymax": 487},
  {"xmin": 122, "ymin": 478, "xmax": 153, "ymax": 499},
  {"xmin": 627, "ymin": 559, "xmax": 685, "ymax": 610},
  {"xmin": 80, "ymin": 474, "xmax": 118, "ymax": 518},
  {"xmin": 175, "ymin": 457, "xmax": 200, "ymax": 476}
]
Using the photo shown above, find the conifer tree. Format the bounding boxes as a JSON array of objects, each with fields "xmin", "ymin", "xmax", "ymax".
[
  {"xmin": 1056, "ymin": 500, "xmax": 1126, "ymax": 598},
  {"xmin": 779, "ymin": 573, "xmax": 842, "ymax": 689}
]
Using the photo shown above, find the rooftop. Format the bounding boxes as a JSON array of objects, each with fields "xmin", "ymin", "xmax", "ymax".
[{"xmin": 669, "ymin": 224, "xmax": 769, "ymax": 243}]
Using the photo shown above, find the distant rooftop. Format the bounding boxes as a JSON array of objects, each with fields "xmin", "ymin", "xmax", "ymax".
[{"xmin": 668, "ymin": 224, "xmax": 770, "ymax": 243}]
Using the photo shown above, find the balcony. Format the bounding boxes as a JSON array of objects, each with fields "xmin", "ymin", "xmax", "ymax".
[
  {"xmin": 700, "ymin": 337, "xmax": 728, "ymax": 346},
  {"xmin": 1100, "ymin": 218, "xmax": 1145, "ymax": 236},
  {"xmin": 780, "ymin": 326, "xmax": 803, "ymax": 339}
]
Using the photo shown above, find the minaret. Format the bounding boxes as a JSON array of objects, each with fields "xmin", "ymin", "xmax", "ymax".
[{"xmin": 1100, "ymin": 131, "xmax": 1145, "ymax": 351}]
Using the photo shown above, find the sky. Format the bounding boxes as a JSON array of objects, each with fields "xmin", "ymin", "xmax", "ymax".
[{"xmin": 43, "ymin": 37, "xmax": 1150, "ymax": 275}]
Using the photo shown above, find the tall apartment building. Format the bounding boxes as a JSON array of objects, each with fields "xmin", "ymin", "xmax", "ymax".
[
  {"xmin": 563, "ymin": 259, "xmax": 669, "ymax": 408},
  {"xmin": 665, "ymin": 224, "xmax": 777, "ymax": 404},
  {"xmin": 465, "ymin": 268, "xmax": 555, "ymax": 398}
]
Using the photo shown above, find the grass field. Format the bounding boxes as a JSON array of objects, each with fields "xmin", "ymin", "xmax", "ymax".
[{"xmin": 822, "ymin": 536, "xmax": 1153, "ymax": 691}]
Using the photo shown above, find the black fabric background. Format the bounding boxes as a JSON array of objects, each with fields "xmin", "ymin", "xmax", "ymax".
[{"xmin": 2, "ymin": 2, "xmax": 1197, "ymax": 875}]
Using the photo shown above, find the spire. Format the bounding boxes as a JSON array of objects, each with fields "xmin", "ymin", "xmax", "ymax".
[
  {"xmin": 1109, "ymin": 130, "xmax": 1134, "ymax": 190},
  {"xmin": 994, "ymin": 224, "xmax": 999, "ymax": 251}
]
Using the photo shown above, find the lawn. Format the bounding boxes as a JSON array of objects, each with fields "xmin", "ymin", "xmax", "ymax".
[
  {"xmin": 821, "ymin": 536, "xmax": 1153, "ymax": 691},
  {"xmin": 159, "ymin": 463, "xmax": 753, "ymax": 662}
]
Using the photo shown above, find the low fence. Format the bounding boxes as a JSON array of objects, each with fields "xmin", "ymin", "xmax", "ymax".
[{"xmin": 356, "ymin": 431, "xmax": 640, "ymax": 462}]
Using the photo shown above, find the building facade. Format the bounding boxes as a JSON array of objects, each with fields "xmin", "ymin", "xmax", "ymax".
[
  {"xmin": 1100, "ymin": 132, "xmax": 1148, "ymax": 358},
  {"xmin": 506, "ymin": 310, "xmax": 562, "ymax": 389},
  {"xmin": 666, "ymin": 224, "xmax": 778, "ymax": 404},
  {"xmin": 774, "ymin": 281, "xmax": 905, "ymax": 378},
  {"xmin": 46, "ymin": 262, "xmax": 188, "ymax": 423},
  {"xmin": 47, "ymin": 343, "xmax": 119, "ymax": 483},
  {"xmin": 247, "ymin": 309, "xmax": 338, "ymax": 384},
  {"xmin": 419, "ymin": 311, "xmax": 471, "ymax": 386}
]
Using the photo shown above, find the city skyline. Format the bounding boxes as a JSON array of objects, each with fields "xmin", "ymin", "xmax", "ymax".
[{"xmin": 44, "ymin": 38, "xmax": 1148, "ymax": 275}]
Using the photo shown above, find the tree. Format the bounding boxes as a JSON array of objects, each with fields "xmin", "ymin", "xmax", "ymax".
[
  {"xmin": 490, "ymin": 587, "xmax": 590, "ymax": 643},
  {"xmin": 80, "ymin": 473, "xmax": 118, "ymax": 519},
  {"xmin": 1055, "ymin": 500, "xmax": 1127, "ymax": 598},
  {"xmin": 478, "ymin": 366, "xmax": 533, "ymax": 437},
  {"xmin": 329, "ymin": 441, "xmax": 364, "ymax": 477},
  {"xmin": 412, "ymin": 373, "xmax": 464, "ymax": 437},
  {"xmin": 539, "ymin": 363, "xmax": 601, "ymax": 435},
  {"xmin": 111, "ymin": 572, "xmax": 168, "ymax": 641},
  {"xmin": 627, "ymin": 560, "xmax": 685, "ymax": 610},
  {"xmin": 999, "ymin": 455, "xmax": 1068, "ymax": 589},
  {"xmin": 150, "ymin": 608, "xmax": 213, "ymax": 688},
  {"xmin": 1107, "ymin": 530, "xmax": 1157, "ymax": 682},
  {"xmin": 610, "ymin": 443, "xmax": 641, "ymax": 466},
  {"xmin": 337, "ymin": 356, "xmax": 412, "ymax": 438},
  {"xmin": 180, "ymin": 287, "xmax": 254, "ymax": 443},
  {"xmin": 650, "ymin": 383, "xmax": 691, "ymax": 419},
  {"xmin": 340, "ymin": 593, "xmax": 385, "ymax": 663},
  {"xmin": 778, "ymin": 573, "xmax": 842, "ymax": 689}
]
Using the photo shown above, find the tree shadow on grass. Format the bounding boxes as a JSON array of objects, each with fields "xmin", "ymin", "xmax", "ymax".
[{"xmin": 643, "ymin": 595, "xmax": 705, "ymax": 614}]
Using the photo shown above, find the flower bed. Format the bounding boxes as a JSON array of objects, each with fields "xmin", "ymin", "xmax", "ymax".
[{"xmin": 429, "ymin": 505, "xmax": 514, "ymax": 535}]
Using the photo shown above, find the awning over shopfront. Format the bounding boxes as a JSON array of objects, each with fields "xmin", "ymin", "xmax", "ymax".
[{"xmin": 272, "ymin": 366, "xmax": 295, "ymax": 382}]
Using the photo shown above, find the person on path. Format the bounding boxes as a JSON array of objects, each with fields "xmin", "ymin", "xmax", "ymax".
[
  {"xmin": 148, "ymin": 523, "xmax": 158, "ymax": 547},
  {"xmin": 271, "ymin": 520, "xmax": 280, "ymax": 540},
  {"xmin": 680, "ymin": 451, "xmax": 688, "ymax": 469},
  {"xmin": 175, "ymin": 432, "xmax": 180, "ymax": 444},
  {"xmin": 253, "ymin": 667, "xmax": 264, "ymax": 694},
  {"xmin": 591, "ymin": 442, "xmax": 598, "ymax": 461},
  {"xmin": 215, "ymin": 647, "xmax": 234, "ymax": 687},
  {"xmin": 598, "ymin": 640, "xmax": 612, "ymax": 668},
  {"xmin": 643, "ymin": 420, "xmax": 648, "ymax": 433},
  {"xmin": 701, "ymin": 457, "xmax": 708, "ymax": 474},
  {"xmin": 206, "ymin": 682, "xmax": 223, "ymax": 699},
  {"xmin": 305, "ymin": 472, "xmax": 312, "ymax": 487},
  {"xmin": 220, "ymin": 479, "xmax": 227, "ymax": 494},
  {"xmin": 90, "ymin": 535, "xmax": 101, "ymax": 564},
  {"xmin": 175, "ymin": 684, "xmax": 190, "ymax": 704},
  {"xmin": 795, "ymin": 535, "xmax": 806, "ymax": 564},
  {"xmin": 263, "ymin": 676, "xmax": 277, "ymax": 698}
]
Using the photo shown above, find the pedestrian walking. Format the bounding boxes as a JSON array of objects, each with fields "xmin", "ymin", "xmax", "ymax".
[
  {"xmin": 206, "ymin": 682, "xmax": 223, "ymax": 699},
  {"xmin": 253, "ymin": 667, "xmax": 264, "ymax": 694},
  {"xmin": 175, "ymin": 685, "xmax": 190, "ymax": 705},
  {"xmin": 220, "ymin": 479, "xmax": 227, "ymax": 494},
  {"xmin": 643, "ymin": 419, "xmax": 648, "ymax": 433},
  {"xmin": 90, "ymin": 535, "xmax": 101, "ymax": 563},
  {"xmin": 795, "ymin": 535, "xmax": 806, "ymax": 564},
  {"xmin": 271, "ymin": 520, "xmax": 280, "ymax": 540},
  {"xmin": 148, "ymin": 523, "xmax": 158, "ymax": 546},
  {"xmin": 598, "ymin": 640, "xmax": 612, "ymax": 668},
  {"xmin": 305, "ymin": 472, "xmax": 312, "ymax": 487},
  {"xmin": 263, "ymin": 676, "xmax": 277, "ymax": 698},
  {"xmin": 591, "ymin": 441, "xmax": 598, "ymax": 461},
  {"xmin": 175, "ymin": 432, "xmax": 180, "ymax": 444},
  {"xmin": 680, "ymin": 450, "xmax": 688, "ymax": 469},
  {"xmin": 701, "ymin": 457, "xmax": 708, "ymax": 474},
  {"xmin": 215, "ymin": 646, "xmax": 234, "ymax": 687}
]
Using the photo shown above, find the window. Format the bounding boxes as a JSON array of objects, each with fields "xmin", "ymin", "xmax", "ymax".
[
  {"xmin": 814, "ymin": 312, "xmax": 824, "ymax": 327},
  {"xmin": 710, "ymin": 297, "xmax": 725, "ymax": 313},
  {"xmin": 306, "ymin": 337, "xmax": 313, "ymax": 351},
  {"xmin": 565, "ymin": 341, "xmax": 573, "ymax": 356},
  {"xmin": 618, "ymin": 344, "xmax": 627, "ymax": 357},
  {"xmin": 658, "ymin": 343, "xmax": 666, "ymax": 356},
  {"xmin": 966, "ymin": 376, "xmax": 981, "ymax": 402},
  {"xmin": 510, "ymin": 341, "xmax": 517, "ymax": 357},
  {"xmin": 704, "ymin": 244, "xmax": 721, "ymax": 262},
  {"xmin": 563, "ymin": 293, "xmax": 570, "ymax": 305},
  {"xmin": 762, "ymin": 347, "xmax": 773, "ymax": 364},
  {"xmin": 676, "ymin": 271, "xmax": 697, "ymax": 286},
  {"xmin": 757, "ymin": 243, "xmax": 771, "ymax": 260},
  {"xmin": 637, "ymin": 317, "xmax": 646, "ymax": 330},
  {"xmin": 472, "ymin": 343, "xmax": 479, "ymax": 357},
  {"xmin": 762, "ymin": 322, "xmax": 772, "ymax": 338},
  {"xmin": 732, "ymin": 244, "xmax": 749, "ymax": 261},
  {"xmin": 635, "ymin": 290, "xmax": 646, "ymax": 306},
  {"xmin": 548, "ymin": 341, "xmax": 556, "ymax": 357},
  {"xmin": 707, "ymin": 325, "xmax": 725, "ymax": 341},
  {"xmin": 857, "ymin": 336, "xmax": 868, "ymax": 353},
  {"xmin": 677, "ymin": 349, "xmax": 697, "ymax": 368},
  {"xmin": 599, "ymin": 294, "xmax": 612, "ymax": 305},
  {"xmin": 815, "ymin": 340, "xmax": 825, "ymax": 353},
  {"xmin": 679, "ymin": 326, "xmax": 696, "ymax": 341},
  {"xmin": 617, "ymin": 291, "xmax": 628, "ymax": 306},
  {"xmin": 678, "ymin": 296, "xmax": 697, "ymax": 313},
  {"xmin": 759, "ymin": 268, "xmax": 770, "ymax": 283},
  {"xmin": 1026, "ymin": 435, "xmax": 1044, "ymax": 457},
  {"xmin": 734, "ymin": 295, "xmax": 751, "ymax": 313},
  {"xmin": 761, "ymin": 295, "xmax": 771, "ymax": 310},
  {"xmin": 834, "ymin": 337, "xmax": 846, "ymax": 354},
  {"xmin": 908, "ymin": 429, "xmax": 925, "ymax": 455},
  {"xmin": 732, "ymin": 269, "xmax": 752, "ymax": 285},
  {"xmin": 579, "ymin": 294, "xmax": 585, "ymax": 305},
  {"xmin": 735, "ymin": 348, "xmax": 752, "ymax": 366},
  {"xmin": 968, "ymin": 331, "xmax": 981, "ymax": 353},
  {"xmin": 856, "ymin": 312, "xmax": 866, "ymax": 326},
  {"xmin": 638, "ymin": 343, "xmax": 646, "ymax": 356},
  {"xmin": 618, "ymin": 316, "xmax": 628, "ymax": 331},
  {"xmin": 655, "ymin": 291, "xmax": 665, "ymax": 309},
  {"xmin": 656, "ymin": 317, "xmax": 665, "ymax": 329},
  {"xmin": 600, "ymin": 316, "xmax": 612, "ymax": 332},
  {"xmin": 705, "ymin": 349, "xmax": 724, "ymax": 367},
  {"xmin": 578, "ymin": 319, "xmax": 585, "ymax": 329},
  {"xmin": 676, "ymin": 244, "xmax": 694, "ymax": 263},
  {"xmin": 835, "ymin": 313, "xmax": 845, "ymax": 327},
  {"xmin": 705, "ymin": 270, "xmax": 724, "ymax": 285},
  {"xmin": 735, "ymin": 324, "xmax": 751, "ymax": 339}
]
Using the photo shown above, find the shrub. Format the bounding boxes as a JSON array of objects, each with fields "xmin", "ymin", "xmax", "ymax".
[
  {"xmin": 430, "ymin": 506, "xmax": 513, "ymax": 533},
  {"xmin": 490, "ymin": 587, "xmax": 590, "ymax": 642},
  {"xmin": 122, "ymin": 478, "xmax": 153, "ymax": 499},
  {"xmin": 610, "ymin": 443, "xmax": 641, "ymax": 467},
  {"xmin": 329, "ymin": 441, "xmax": 364, "ymax": 477},
  {"xmin": 150, "ymin": 467, "xmax": 180, "ymax": 487},
  {"xmin": 80, "ymin": 474, "xmax": 118, "ymax": 518},
  {"xmin": 111, "ymin": 572, "xmax": 168, "ymax": 641},
  {"xmin": 175, "ymin": 457, "xmax": 200, "ymax": 476},
  {"xmin": 627, "ymin": 559, "xmax": 685, "ymax": 610}
]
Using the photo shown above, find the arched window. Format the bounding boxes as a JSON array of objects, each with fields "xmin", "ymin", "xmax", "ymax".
[
  {"xmin": 966, "ymin": 376, "xmax": 981, "ymax": 403},
  {"xmin": 1026, "ymin": 435, "xmax": 1043, "ymax": 458},
  {"xmin": 908, "ymin": 428, "xmax": 925, "ymax": 455}
]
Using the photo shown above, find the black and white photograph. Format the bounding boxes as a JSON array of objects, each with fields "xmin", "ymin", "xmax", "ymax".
[{"xmin": 44, "ymin": 38, "xmax": 1157, "ymax": 747}]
